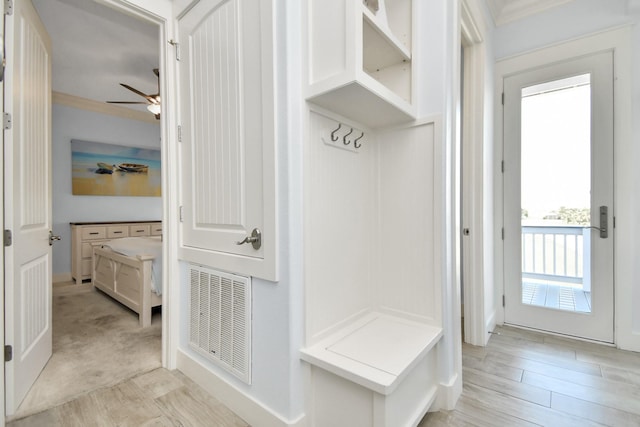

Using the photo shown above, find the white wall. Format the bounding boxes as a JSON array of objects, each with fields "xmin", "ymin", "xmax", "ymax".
[
  {"xmin": 52, "ymin": 103, "xmax": 161, "ymax": 277},
  {"xmin": 304, "ymin": 111, "xmax": 377, "ymax": 342},
  {"xmin": 490, "ymin": 0, "xmax": 640, "ymax": 350}
]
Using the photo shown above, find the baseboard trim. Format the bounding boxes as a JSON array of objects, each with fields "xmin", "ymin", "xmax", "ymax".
[
  {"xmin": 176, "ymin": 349, "xmax": 306, "ymax": 427},
  {"xmin": 485, "ymin": 309, "xmax": 497, "ymax": 346},
  {"xmin": 434, "ymin": 372, "xmax": 462, "ymax": 411},
  {"xmin": 617, "ymin": 332, "xmax": 640, "ymax": 352},
  {"xmin": 53, "ymin": 273, "xmax": 72, "ymax": 283}
]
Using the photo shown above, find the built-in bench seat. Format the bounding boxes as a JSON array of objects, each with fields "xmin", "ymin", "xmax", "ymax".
[{"xmin": 301, "ymin": 312, "xmax": 443, "ymax": 426}]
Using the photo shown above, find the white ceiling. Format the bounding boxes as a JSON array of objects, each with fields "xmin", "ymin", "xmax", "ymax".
[
  {"xmin": 486, "ymin": 0, "xmax": 575, "ymax": 26},
  {"xmin": 32, "ymin": 0, "xmax": 159, "ymax": 114}
]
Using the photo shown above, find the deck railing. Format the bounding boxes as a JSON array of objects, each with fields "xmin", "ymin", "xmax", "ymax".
[{"xmin": 521, "ymin": 225, "xmax": 591, "ymax": 291}]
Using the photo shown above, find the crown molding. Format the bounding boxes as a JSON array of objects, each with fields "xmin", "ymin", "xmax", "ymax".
[
  {"xmin": 52, "ymin": 92, "xmax": 159, "ymax": 124},
  {"xmin": 487, "ymin": 0, "xmax": 575, "ymax": 26}
]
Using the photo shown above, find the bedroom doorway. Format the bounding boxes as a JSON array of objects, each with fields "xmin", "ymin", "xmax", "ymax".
[{"xmin": 5, "ymin": 0, "xmax": 166, "ymax": 418}]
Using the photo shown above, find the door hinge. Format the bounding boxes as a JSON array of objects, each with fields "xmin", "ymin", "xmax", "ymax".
[
  {"xmin": 178, "ymin": 125, "xmax": 182, "ymax": 142},
  {"xmin": 3, "ymin": 112, "xmax": 12, "ymax": 130},
  {"xmin": 4, "ymin": 0, "xmax": 13, "ymax": 16},
  {"xmin": 501, "ymin": 92, "xmax": 504, "ymax": 105},
  {"xmin": 169, "ymin": 39, "xmax": 180, "ymax": 61},
  {"xmin": 179, "ymin": 206, "xmax": 184, "ymax": 222},
  {"xmin": 502, "ymin": 295, "xmax": 505, "ymax": 307},
  {"xmin": 501, "ymin": 228, "xmax": 504, "ymax": 240},
  {"xmin": 4, "ymin": 345, "xmax": 12, "ymax": 362},
  {"xmin": 501, "ymin": 160, "xmax": 504, "ymax": 173},
  {"xmin": 3, "ymin": 229, "xmax": 12, "ymax": 247}
]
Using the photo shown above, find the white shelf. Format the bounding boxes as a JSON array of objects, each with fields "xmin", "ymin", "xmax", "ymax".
[
  {"xmin": 306, "ymin": 0, "xmax": 415, "ymax": 128},
  {"xmin": 307, "ymin": 77, "xmax": 414, "ymax": 128},
  {"xmin": 300, "ymin": 312, "xmax": 442, "ymax": 395},
  {"xmin": 362, "ymin": 6, "xmax": 410, "ymax": 71}
]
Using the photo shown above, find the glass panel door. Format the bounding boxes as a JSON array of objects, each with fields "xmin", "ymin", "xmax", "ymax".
[{"xmin": 503, "ymin": 52, "xmax": 614, "ymax": 343}]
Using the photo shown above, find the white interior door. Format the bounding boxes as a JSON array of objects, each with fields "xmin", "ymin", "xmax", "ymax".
[
  {"xmin": 177, "ymin": 0, "xmax": 277, "ymax": 281},
  {"xmin": 4, "ymin": 0, "xmax": 53, "ymax": 414},
  {"xmin": 503, "ymin": 52, "xmax": 614, "ymax": 343}
]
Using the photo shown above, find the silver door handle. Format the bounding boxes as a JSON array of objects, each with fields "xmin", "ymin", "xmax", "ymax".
[
  {"xmin": 236, "ymin": 228, "xmax": 261, "ymax": 250},
  {"xmin": 584, "ymin": 206, "xmax": 608, "ymax": 239},
  {"xmin": 49, "ymin": 230, "xmax": 61, "ymax": 246},
  {"xmin": 0, "ymin": 34, "xmax": 4, "ymax": 82}
]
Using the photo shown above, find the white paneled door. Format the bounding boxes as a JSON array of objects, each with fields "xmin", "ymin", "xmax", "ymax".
[
  {"xmin": 4, "ymin": 0, "xmax": 53, "ymax": 414},
  {"xmin": 503, "ymin": 52, "xmax": 614, "ymax": 343},
  {"xmin": 178, "ymin": 0, "xmax": 277, "ymax": 281}
]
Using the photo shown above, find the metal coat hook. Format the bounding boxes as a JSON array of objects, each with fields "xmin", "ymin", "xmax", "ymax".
[
  {"xmin": 353, "ymin": 132, "xmax": 364, "ymax": 149},
  {"xmin": 331, "ymin": 123, "xmax": 342, "ymax": 142},
  {"xmin": 343, "ymin": 128, "xmax": 354, "ymax": 145}
]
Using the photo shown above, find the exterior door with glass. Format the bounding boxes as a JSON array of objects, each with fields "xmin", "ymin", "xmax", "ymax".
[{"xmin": 503, "ymin": 51, "xmax": 614, "ymax": 343}]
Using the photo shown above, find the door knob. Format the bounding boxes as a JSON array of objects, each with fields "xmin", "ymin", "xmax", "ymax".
[
  {"xmin": 49, "ymin": 230, "xmax": 61, "ymax": 246},
  {"xmin": 236, "ymin": 228, "xmax": 261, "ymax": 250}
]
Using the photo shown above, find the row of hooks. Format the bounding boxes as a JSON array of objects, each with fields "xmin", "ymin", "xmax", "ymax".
[{"xmin": 330, "ymin": 123, "xmax": 365, "ymax": 149}]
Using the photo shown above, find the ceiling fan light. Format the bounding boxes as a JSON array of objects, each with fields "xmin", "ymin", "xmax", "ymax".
[{"xmin": 147, "ymin": 103, "xmax": 161, "ymax": 115}]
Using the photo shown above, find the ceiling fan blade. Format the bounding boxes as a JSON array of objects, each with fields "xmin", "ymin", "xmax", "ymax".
[
  {"xmin": 120, "ymin": 83, "xmax": 156, "ymax": 103},
  {"xmin": 106, "ymin": 101, "xmax": 148, "ymax": 104},
  {"xmin": 150, "ymin": 68, "xmax": 160, "ymax": 99}
]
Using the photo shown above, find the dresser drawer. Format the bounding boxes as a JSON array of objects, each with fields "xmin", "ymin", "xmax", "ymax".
[
  {"xmin": 82, "ymin": 226, "xmax": 106, "ymax": 240},
  {"xmin": 107, "ymin": 225, "xmax": 129, "ymax": 238},
  {"xmin": 129, "ymin": 225, "xmax": 150, "ymax": 236},
  {"xmin": 150, "ymin": 224, "xmax": 162, "ymax": 236}
]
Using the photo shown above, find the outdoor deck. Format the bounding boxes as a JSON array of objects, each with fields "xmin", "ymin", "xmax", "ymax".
[
  {"xmin": 522, "ymin": 281, "xmax": 591, "ymax": 313},
  {"xmin": 521, "ymin": 225, "xmax": 592, "ymax": 314}
]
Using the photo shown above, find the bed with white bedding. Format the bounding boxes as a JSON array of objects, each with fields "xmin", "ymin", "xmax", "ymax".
[{"xmin": 91, "ymin": 236, "xmax": 162, "ymax": 327}]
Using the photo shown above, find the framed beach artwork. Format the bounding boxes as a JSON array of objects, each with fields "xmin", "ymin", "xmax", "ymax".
[{"xmin": 71, "ymin": 139, "xmax": 161, "ymax": 197}]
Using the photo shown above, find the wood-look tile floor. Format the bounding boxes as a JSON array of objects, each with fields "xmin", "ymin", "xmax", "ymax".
[
  {"xmin": 12, "ymin": 323, "xmax": 640, "ymax": 426},
  {"xmin": 420, "ymin": 325, "xmax": 640, "ymax": 426},
  {"xmin": 8, "ymin": 368, "xmax": 248, "ymax": 427}
]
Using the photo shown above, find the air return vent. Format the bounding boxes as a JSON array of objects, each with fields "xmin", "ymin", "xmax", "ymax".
[{"xmin": 189, "ymin": 264, "xmax": 251, "ymax": 384}]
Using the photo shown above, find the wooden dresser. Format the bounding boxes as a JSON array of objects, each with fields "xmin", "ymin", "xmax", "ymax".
[{"xmin": 70, "ymin": 221, "xmax": 162, "ymax": 284}]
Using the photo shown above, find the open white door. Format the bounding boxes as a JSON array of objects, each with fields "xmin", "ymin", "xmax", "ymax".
[{"xmin": 4, "ymin": 0, "xmax": 53, "ymax": 414}]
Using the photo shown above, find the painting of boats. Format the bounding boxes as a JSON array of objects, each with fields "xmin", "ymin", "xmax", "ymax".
[
  {"xmin": 117, "ymin": 163, "xmax": 149, "ymax": 173},
  {"xmin": 71, "ymin": 139, "xmax": 161, "ymax": 196},
  {"xmin": 96, "ymin": 162, "xmax": 114, "ymax": 174}
]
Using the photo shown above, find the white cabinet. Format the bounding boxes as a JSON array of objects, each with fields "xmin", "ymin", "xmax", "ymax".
[
  {"xmin": 70, "ymin": 221, "xmax": 161, "ymax": 284},
  {"xmin": 306, "ymin": 0, "xmax": 415, "ymax": 128}
]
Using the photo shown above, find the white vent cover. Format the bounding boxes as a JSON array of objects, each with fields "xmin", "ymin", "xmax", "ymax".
[{"xmin": 189, "ymin": 264, "xmax": 251, "ymax": 384}]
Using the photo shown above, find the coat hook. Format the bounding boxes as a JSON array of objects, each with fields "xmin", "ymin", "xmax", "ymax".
[
  {"xmin": 331, "ymin": 123, "xmax": 342, "ymax": 142},
  {"xmin": 343, "ymin": 128, "xmax": 354, "ymax": 145},
  {"xmin": 353, "ymin": 132, "xmax": 364, "ymax": 149}
]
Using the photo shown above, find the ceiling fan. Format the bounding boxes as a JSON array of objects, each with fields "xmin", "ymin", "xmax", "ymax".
[{"xmin": 107, "ymin": 68, "xmax": 161, "ymax": 119}]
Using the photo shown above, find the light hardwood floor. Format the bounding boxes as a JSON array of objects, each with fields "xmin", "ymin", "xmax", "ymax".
[
  {"xmin": 420, "ymin": 325, "xmax": 640, "ymax": 426},
  {"xmin": 8, "ymin": 368, "xmax": 248, "ymax": 427},
  {"xmin": 11, "ymin": 324, "xmax": 640, "ymax": 426}
]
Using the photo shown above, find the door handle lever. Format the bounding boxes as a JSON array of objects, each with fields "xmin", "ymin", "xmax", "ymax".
[
  {"xmin": 236, "ymin": 228, "xmax": 261, "ymax": 250},
  {"xmin": 584, "ymin": 206, "xmax": 608, "ymax": 239},
  {"xmin": 49, "ymin": 230, "xmax": 61, "ymax": 246},
  {"xmin": 598, "ymin": 206, "xmax": 608, "ymax": 239}
]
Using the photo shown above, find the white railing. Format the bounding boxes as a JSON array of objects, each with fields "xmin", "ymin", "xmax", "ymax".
[{"xmin": 521, "ymin": 225, "xmax": 591, "ymax": 292}]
